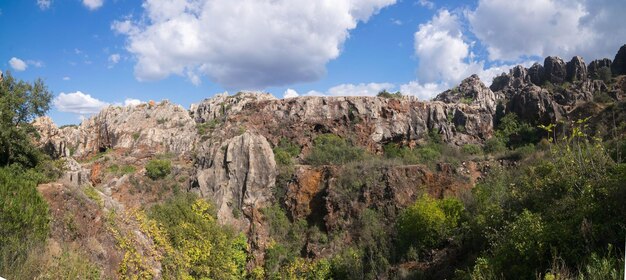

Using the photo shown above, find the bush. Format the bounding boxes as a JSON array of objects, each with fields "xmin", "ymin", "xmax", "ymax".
[
  {"xmin": 305, "ymin": 134, "xmax": 364, "ymax": 165},
  {"xmin": 148, "ymin": 193, "xmax": 247, "ymax": 279},
  {"xmin": 145, "ymin": 159, "xmax": 171, "ymax": 180},
  {"xmin": 462, "ymin": 144, "xmax": 482, "ymax": 155},
  {"xmin": 377, "ymin": 90, "xmax": 403, "ymax": 99},
  {"xmin": 273, "ymin": 138, "xmax": 301, "ymax": 166},
  {"xmin": 484, "ymin": 137, "xmax": 507, "ymax": 154},
  {"xmin": 396, "ymin": 195, "xmax": 463, "ymax": 256},
  {"xmin": 0, "ymin": 167, "xmax": 50, "ymax": 275}
]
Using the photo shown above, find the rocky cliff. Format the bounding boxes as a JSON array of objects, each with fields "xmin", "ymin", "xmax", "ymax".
[{"xmin": 32, "ymin": 44, "xmax": 626, "ymax": 278}]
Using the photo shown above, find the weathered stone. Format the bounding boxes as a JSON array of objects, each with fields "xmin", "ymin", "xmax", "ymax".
[
  {"xmin": 507, "ymin": 85, "xmax": 564, "ymax": 125},
  {"xmin": 588, "ymin": 58, "xmax": 612, "ymax": 79},
  {"xmin": 34, "ymin": 100, "xmax": 197, "ymax": 159},
  {"xmin": 434, "ymin": 74, "xmax": 498, "ymax": 114},
  {"xmin": 193, "ymin": 132, "xmax": 276, "ymax": 225},
  {"xmin": 566, "ymin": 56, "xmax": 587, "ymax": 82},
  {"xmin": 528, "ymin": 63, "xmax": 545, "ymax": 86},
  {"xmin": 190, "ymin": 91, "xmax": 276, "ymax": 123},
  {"xmin": 611, "ymin": 44, "xmax": 626, "ymax": 76},
  {"xmin": 544, "ymin": 56, "xmax": 567, "ymax": 84}
]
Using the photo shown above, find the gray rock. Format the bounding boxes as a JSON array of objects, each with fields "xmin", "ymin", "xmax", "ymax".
[
  {"xmin": 191, "ymin": 92, "xmax": 276, "ymax": 124},
  {"xmin": 566, "ymin": 56, "xmax": 587, "ymax": 82},
  {"xmin": 528, "ymin": 63, "xmax": 545, "ymax": 86},
  {"xmin": 193, "ymin": 132, "xmax": 276, "ymax": 225},
  {"xmin": 544, "ymin": 56, "xmax": 567, "ymax": 84},
  {"xmin": 611, "ymin": 44, "xmax": 626, "ymax": 76},
  {"xmin": 588, "ymin": 58, "xmax": 612, "ymax": 80}
]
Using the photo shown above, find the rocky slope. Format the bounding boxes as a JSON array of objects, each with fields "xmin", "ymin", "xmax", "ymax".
[{"xmin": 32, "ymin": 44, "xmax": 626, "ymax": 278}]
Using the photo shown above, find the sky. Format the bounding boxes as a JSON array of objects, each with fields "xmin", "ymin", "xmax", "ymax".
[{"xmin": 1, "ymin": 0, "xmax": 625, "ymax": 125}]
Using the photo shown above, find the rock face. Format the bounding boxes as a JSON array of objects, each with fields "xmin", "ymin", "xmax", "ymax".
[
  {"xmin": 588, "ymin": 58, "xmax": 612, "ymax": 79},
  {"xmin": 190, "ymin": 92, "xmax": 276, "ymax": 123},
  {"xmin": 528, "ymin": 63, "xmax": 545, "ymax": 86},
  {"xmin": 544, "ymin": 56, "xmax": 567, "ymax": 84},
  {"xmin": 193, "ymin": 132, "xmax": 276, "ymax": 225},
  {"xmin": 35, "ymin": 101, "xmax": 197, "ymax": 159},
  {"xmin": 566, "ymin": 56, "xmax": 587, "ymax": 82},
  {"xmin": 434, "ymin": 74, "xmax": 497, "ymax": 113},
  {"xmin": 612, "ymin": 44, "xmax": 626, "ymax": 76},
  {"xmin": 32, "ymin": 117, "xmax": 72, "ymax": 158},
  {"xmin": 507, "ymin": 85, "xmax": 564, "ymax": 124}
]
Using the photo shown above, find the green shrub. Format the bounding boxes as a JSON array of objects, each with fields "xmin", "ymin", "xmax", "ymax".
[
  {"xmin": 305, "ymin": 134, "xmax": 364, "ymax": 165},
  {"xmin": 396, "ymin": 195, "xmax": 463, "ymax": 256},
  {"xmin": 484, "ymin": 137, "xmax": 507, "ymax": 154},
  {"xmin": 377, "ymin": 90, "xmax": 403, "ymax": 99},
  {"xmin": 0, "ymin": 167, "xmax": 50, "ymax": 275},
  {"xmin": 148, "ymin": 193, "xmax": 247, "ymax": 279},
  {"xmin": 273, "ymin": 138, "xmax": 301, "ymax": 166},
  {"xmin": 593, "ymin": 91, "xmax": 614, "ymax": 103},
  {"xmin": 462, "ymin": 144, "xmax": 482, "ymax": 155},
  {"xmin": 145, "ymin": 159, "xmax": 171, "ymax": 180}
]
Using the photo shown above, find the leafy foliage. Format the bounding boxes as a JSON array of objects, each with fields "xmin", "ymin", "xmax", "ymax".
[
  {"xmin": 148, "ymin": 193, "xmax": 248, "ymax": 279},
  {"xmin": 305, "ymin": 134, "xmax": 365, "ymax": 165},
  {"xmin": 377, "ymin": 90, "xmax": 403, "ymax": 99},
  {"xmin": 145, "ymin": 159, "xmax": 171, "ymax": 180},
  {"xmin": 0, "ymin": 71, "xmax": 52, "ymax": 168},
  {"xmin": 396, "ymin": 195, "xmax": 463, "ymax": 256},
  {"xmin": 0, "ymin": 166, "xmax": 50, "ymax": 275}
]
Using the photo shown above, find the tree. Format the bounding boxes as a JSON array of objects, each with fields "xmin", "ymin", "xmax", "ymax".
[{"xmin": 0, "ymin": 71, "xmax": 52, "ymax": 168}]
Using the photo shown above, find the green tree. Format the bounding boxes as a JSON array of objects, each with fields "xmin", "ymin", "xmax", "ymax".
[
  {"xmin": 0, "ymin": 71, "xmax": 52, "ymax": 168},
  {"xmin": 145, "ymin": 159, "xmax": 171, "ymax": 180}
]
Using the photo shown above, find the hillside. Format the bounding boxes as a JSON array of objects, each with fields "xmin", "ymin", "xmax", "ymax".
[{"xmin": 1, "ymin": 45, "xmax": 626, "ymax": 279}]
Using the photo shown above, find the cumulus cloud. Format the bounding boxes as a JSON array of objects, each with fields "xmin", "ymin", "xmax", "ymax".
[
  {"xmin": 37, "ymin": 0, "xmax": 52, "ymax": 10},
  {"xmin": 417, "ymin": 0, "xmax": 435, "ymax": 9},
  {"xmin": 54, "ymin": 91, "xmax": 110, "ymax": 114},
  {"xmin": 9, "ymin": 57, "xmax": 28, "ymax": 71},
  {"xmin": 123, "ymin": 98, "xmax": 143, "ymax": 106},
  {"xmin": 399, "ymin": 81, "xmax": 448, "ymax": 100},
  {"xmin": 288, "ymin": 82, "xmax": 395, "ymax": 97},
  {"xmin": 83, "ymin": 0, "xmax": 104, "ymax": 10},
  {"xmin": 403, "ymin": 10, "xmax": 536, "ymax": 100},
  {"xmin": 283, "ymin": 89, "xmax": 299, "ymax": 99},
  {"xmin": 467, "ymin": 0, "xmax": 626, "ymax": 62},
  {"xmin": 112, "ymin": 0, "xmax": 396, "ymax": 89},
  {"xmin": 415, "ymin": 10, "xmax": 483, "ymax": 85},
  {"xmin": 108, "ymin": 53, "xmax": 121, "ymax": 68}
]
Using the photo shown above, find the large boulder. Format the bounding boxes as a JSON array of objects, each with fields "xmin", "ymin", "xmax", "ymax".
[
  {"xmin": 588, "ymin": 58, "xmax": 612, "ymax": 79},
  {"xmin": 193, "ymin": 132, "xmax": 276, "ymax": 224},
  {"xmin": 528, "ymin": 63, "xmax": 545, "ymax": 86},
  {"xmin": 544, "ymin": 56, "xmax": 567, "ymax": 84},
  {"xmin": 611, "ymin": 44, "xmax": 626, "ymax": 76},
  {"xmin": 190, "ymin": 92, "xmax": 276, "ymax": 123},
  {"xmin": 566, "ymin": 56, "xmax": 588, "ymax": 82},
  {"xmin": 507, "ymin": 85, "xmax": 564, "ymax": 125},
  {"xmin": 434, "ymin": 74, "xmax": 498, "ymax": 113}
]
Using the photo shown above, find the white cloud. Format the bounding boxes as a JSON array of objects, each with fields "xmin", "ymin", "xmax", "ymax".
[
  {"xmin": 108, "ymin": 53, "xmax": 121, "ymax": 68},
  {"xmin": 294, "ymin": 82, "xmax": 395, "ymax": 97},
  {"xmin": 63, "ymin": 76, "xmax": 71, "ymax": 81},
  {"xmin": 467, "ymin": 0, "xmax": 626, "ymax": 62},
  {"xmin": 54, "ymin": 91, "xmax": 110, "ymax": 114},
  {"xmin": 123, "ymin": 98, "xmax": 142, "ymax": 106},
  {"xmin": 83, "ymin": 0, "xmax": 104, "ymax": 10},
  {"xmin": 326, "ymin": 83, "xmax": 395, "ymax": 96},
  {"xmin": 37, "ymin": 0, "xmax": 52, "ymax": 10},
  {"xmin": 391, "ymin": 18, "xmax": 402, "ymax": 25},
  {"xmin": 414, "ymin": 10, "xmax": 483, "ymax": 86},
  {"xmin": 9, "ymin": 57, "xmax": 28, "ymax": 71},
  {"xmin": 112, "ymin": 0, "xmax": 396, "ymax": 89},
  {"xmin": 417, "ymin": 0, "xmax": 435, "ymax": 9},
  {"xmin": 27, "ymin": 60, "xmax": 44, "ymax": 68},
  {"xmin": 399, "ymin": 81, "xmax": 448, "ymax": 100},
  {"xmin": 283, "ymin": 89, "xmax": 300, "ymax": 98}
]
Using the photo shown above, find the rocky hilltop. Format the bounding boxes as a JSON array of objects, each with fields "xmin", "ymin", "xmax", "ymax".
[{"xmin": 32, "ymin": 44, "xmax": 626, "ymax": 278}]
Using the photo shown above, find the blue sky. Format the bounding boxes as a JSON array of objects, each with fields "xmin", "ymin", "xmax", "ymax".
[{"xmin": 1, "ymin": 0, "xmax": 624, "ymax": 125}]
